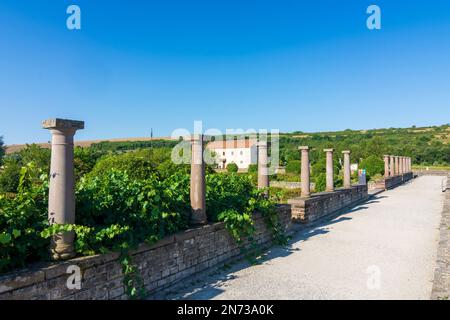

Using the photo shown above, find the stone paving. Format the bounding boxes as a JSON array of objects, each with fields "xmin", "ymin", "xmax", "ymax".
[{"xmin": 160, "ymin": 176, "xmax": 445, "ymax": 300}]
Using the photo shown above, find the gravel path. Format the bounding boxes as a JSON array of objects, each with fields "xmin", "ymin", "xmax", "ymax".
[{"xmin": 163, "ymin": 176, "xmax": 445, "ymax": 300}]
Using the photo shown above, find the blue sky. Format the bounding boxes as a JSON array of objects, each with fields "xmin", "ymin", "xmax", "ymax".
[{"xmin": 1, "ymin": 0, "xmax": 449, "ymax": 144}]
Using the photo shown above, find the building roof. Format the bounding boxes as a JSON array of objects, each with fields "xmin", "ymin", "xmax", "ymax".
[{"xmin": 207, "ymin": 138, "xmax": 258, "ymax": 149}]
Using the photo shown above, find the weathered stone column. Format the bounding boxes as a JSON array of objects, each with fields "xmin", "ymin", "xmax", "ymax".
[
  {"xmin": 383, "ymin": 155, "xmax": 390, "ymax": 178},
  {"xmin": 324, "ymin": 149, "xmax": 334, "ymax": 192},
  {"xmin": 299, "ymin": 146, "xmax": 310, "ymax": 198},
  {"xmin": 389, "ymin": 155, "xmax": 395, "ymax": 177},
  {"xmin": 257, "ymin": 140, "xmax": 269, "ymax": 196},
  {"xmin": 43, "ymin": 118, "xmax": 84, "ymax": 260},
  {"xmin": 399, "ymin": 156, "xmax": 404, "ymax": 175},
  {"xmin": 408, "ymin": 157, "xmax": 412, "ymax": 172},
  {"xmin": 342, "ymin": 150, "xmax": 351, "ymax": 188},
  {"xmin": 403, "ymin": 157, "xmax": 407, "ymax": 174},
  {"xmin": 395, "ymin": 156, "xmax": 399, "ymax": 175},
  {"xmin": 190, "ymin": 134, "xmax": 207, "ymax": 225}
]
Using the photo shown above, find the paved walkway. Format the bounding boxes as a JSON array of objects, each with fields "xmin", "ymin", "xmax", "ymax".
[{"xmin": 162, "ymin": 176, "xmax": 445, "ymax": 300}]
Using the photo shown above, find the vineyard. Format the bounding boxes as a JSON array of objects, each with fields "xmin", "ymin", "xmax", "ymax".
[{"xmin": 0, "ymin": 146, "xmax": 283, "ymax": 287}]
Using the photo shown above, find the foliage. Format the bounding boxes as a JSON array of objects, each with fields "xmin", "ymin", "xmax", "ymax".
[
  {"xmin": 88, "ymin": 148, "xmax": 185, "ymax": 181},
  {"xmin": 226, "ymin": 162, "xmax": 238, "ymax": 173},
  {"xmin": 285, "ymin": 160, "xmax": 301, "ymax": 175},
  {"xmin": 74, "ymin": 147, "xmax": 106, "ymax": 180},
  {"xmin": 359, "ymin": 155, "xmax": 384, "ymax": 181},
  {"xmin": 0, "ymin": 145, "xmax": 50, "ymax": 193},
  {"xmin": 279, "ymin": 124, "xmax": 450, "ymax": 167},
  {"xmin": 0, "ymin": 163, "xmax": 49, "ymax": 273},
  {"xmin": 90, "ymin": 139, "xmax": 178, "ymax": 152},
  {"xmin": 0, "ymin": 136, "xmax": 4, "ymax": 164},
  {"xmin": 247, "ymin": 164, "xmax": 258, "ymax": 174},
  {"xmin": 0, "ymin": 145, "xmax": 288, "ymax": 300},
  {"xmin": 314, "ymin": 173, "xmax": 327, "ymax": 193},
  {"xmin": 0, "ymin": 158, "xmax": 22, "ymax": 193}
]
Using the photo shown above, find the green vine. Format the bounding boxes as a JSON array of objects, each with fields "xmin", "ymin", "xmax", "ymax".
[{"xmin": 120, "ymin": 252, "xmax": 146, "ymax": 300}]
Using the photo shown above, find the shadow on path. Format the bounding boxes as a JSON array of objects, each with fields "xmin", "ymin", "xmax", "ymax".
[{"xmin": 155, "ymin": 194, "xmax": 387, "ymax": 300}]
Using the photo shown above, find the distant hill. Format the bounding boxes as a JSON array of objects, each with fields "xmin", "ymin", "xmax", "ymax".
[
  {"xmin": 4, "ymin": 124, "xmax": 449, "ymax": 166},
  {"xmin": 5, "ymin": 136, "xmax": 174, "ymax": 154},
  {"xmin": 278, "ymin": 124, "xmax": 450, "ymax": 166}
]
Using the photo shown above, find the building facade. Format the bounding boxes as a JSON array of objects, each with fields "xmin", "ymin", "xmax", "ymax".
[{"xmin": 207, "ymin": 138, "xmax": 258, "ymax": 169}]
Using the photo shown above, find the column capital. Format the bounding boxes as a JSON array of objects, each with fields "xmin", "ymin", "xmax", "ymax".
[
  {"xmin": 342, "ymin": 150, "xmax": 351, "ymax": 154},
  {"xmin": 42, "ymin": 118, "xmax": 84, "ymax": 131},
  {"xmin": 298, "ymin": 146, "xmax": 309, "ymax": 151},
  {"xmin": 323, "ymin": 148, "xmax": 334, "ymax": 153}
]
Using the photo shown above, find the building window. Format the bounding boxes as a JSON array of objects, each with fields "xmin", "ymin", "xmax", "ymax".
[
  {"xmin": 231, "ymin": 151, "xmax": 234, "ymax": 155},
  {"xmin": 240, "ymin": 161, "xmax": 243, "ymax": 164},
  {"xmin": 222, "ymin": 152, "xmax": 225, "ymax": 156},
  {"xmin": 240, "ymin": 151, "xmax": 243, "ymax": 155}
]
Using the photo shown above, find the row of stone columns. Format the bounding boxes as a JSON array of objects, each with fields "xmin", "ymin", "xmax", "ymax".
[
  {"xmin": 43, "ymin": 122, "xmax": 273, "ymax": 260},
  {"xmin": 383, "ymin": 155, "xmax": 412, "ymax": 178},
  {"xmin": 299, "ymin": 147, "xmax": 352, "ymax": 198}
]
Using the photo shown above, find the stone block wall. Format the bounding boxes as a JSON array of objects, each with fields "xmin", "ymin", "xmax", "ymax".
[
  {"xmin": 0, "ymin": 205, "xmax": 292, "ymax": 300},
  {"xmin": 287, "ymin": 184, "xmax": 368, "ymax": 223},
  {"xmin": 383, "ymin": 172, "xmax": 414, "ymax": 190}
]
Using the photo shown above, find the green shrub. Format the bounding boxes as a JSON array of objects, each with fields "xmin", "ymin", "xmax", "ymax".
[
  {"xmin": 0, "ymin": 158, "xmax": 21, "ymax": 193},
  {"xmin": 226, "ymin": 162, "xmax": 238, "ymax": 173},
  {"xmin": 0, "ymin": 163, "xmax": 49, "ymax": 273},
  {"xmin": 285, "ymin": 160, "xmax": 301, "ymax": 175},
  {"xmin": 74, "ymin": 147, "xmax": 106, "ymax": 180},
  {"xmin": 314, "ymin": 172, "xmax": 327, "ymax": 192},
  {"xmin": 247, "ymin": 164, "xmax": 258, "ymax": 174},
  {"xmin": 0, "ymin": 145, "xmax": 50, "ymax": 193},
  {"xmin": 359, "ymin": 155, "xmax": 384, "ymax": 181},
  {"xmin": 0, "ymin": 136, "xmax": 4, "ymax": 164}
]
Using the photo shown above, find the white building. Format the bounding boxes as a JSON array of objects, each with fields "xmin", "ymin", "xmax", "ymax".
[{"xmin": 207, "ymin": 138, "xmax": 258, "ymax": 169}]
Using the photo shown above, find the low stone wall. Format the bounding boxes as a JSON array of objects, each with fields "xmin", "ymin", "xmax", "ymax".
[
  {"xmin": 381, "ymin": 172, "xmax": 414, "ymax": 190},
  {"xmin": 0, "ymin": 206, "xmax": 292, "ymax": 300},
  {"xmin": 287, "ymin": 184, "xmax": 368, "ymax": 223}
]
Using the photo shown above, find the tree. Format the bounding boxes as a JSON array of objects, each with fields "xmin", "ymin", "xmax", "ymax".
[
  {"xmin": 226, "ymin": 163, "xmax": 238, "ymax": 173},
  {"xmin": 247, "ymin": 164, "xmax": 258, "ymax": 174},
  {"xmin": 359, "ymin": 155, "xmax": 384, "ymax": 180},
  {"xmin": 285, "ymin": 160, "xmax": 301, "ymax": 175},
  {"xmin": 0, "ymin": 136, "xmax": 4, "ymax": 164}
]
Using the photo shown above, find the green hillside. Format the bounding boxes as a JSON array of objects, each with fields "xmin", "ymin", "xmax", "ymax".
[{"xmin": 279, "ymin": 124, "xmax": 450, "ymax": 166}]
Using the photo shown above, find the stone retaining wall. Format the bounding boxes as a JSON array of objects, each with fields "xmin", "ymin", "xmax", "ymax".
[
  {"xmin": 382, "ymin": 172, "xmax": 414, "ymax": 190},
  {"xmin": 0, "ymin": 206, "xmax": 292, "ymax": 300},
  {"xmin": 287, "ymin": 184, "xmax": 368, "ymax": 223}
]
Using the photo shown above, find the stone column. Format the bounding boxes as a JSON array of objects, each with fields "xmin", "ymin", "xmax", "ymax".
[
  {"xmin": 324, "ymin": 149, "xmax": 334, "ymax": 192},
  {"xmin": 399, "ymin": 156, "xmax": 404, "ymax": 175},
  {"xmin": 408, "ymin": 157, "xmax": 412, "ymax": 172},
  {"xmin": 403, "ymin": 157, "xmax": 407, "ymax": 174},
  {"xmin": 190, "ymin": 134, "xmax": 207, "ymax": 225},
  {"xmin": 342, "ymin": 150, "xmax": 351, "ymax": 188},
  {"xmin": 383, "ymin": 155, "xmax": 390, "ymax": 178},
  {"xmin": 257, "ymin": 140, "xmax": 269, "ymax": 196},
  {"xmin": 389, "ymin": 155, "xmax": 395, "ymax": 177},
  {"xmin": 43, "ymin": 118, "xmax": 84, "ymax": 260},
  {"xmin": 299, "ymin": 146, "xmax": 310, "ymax": 198},
  {"xmin": 395, "ymin": 156, "xmax": 399, "ymax": 175}
]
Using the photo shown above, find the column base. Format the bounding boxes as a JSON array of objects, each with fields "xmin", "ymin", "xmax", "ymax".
[{"xmin": 50, "ymin": 233, "xmax": 76, "ymax": 261}]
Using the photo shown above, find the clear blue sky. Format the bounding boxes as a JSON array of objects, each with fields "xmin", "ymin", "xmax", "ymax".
[{"xmin": 1, "ymin": 0, "xmax": 449, "ymax": 144}]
